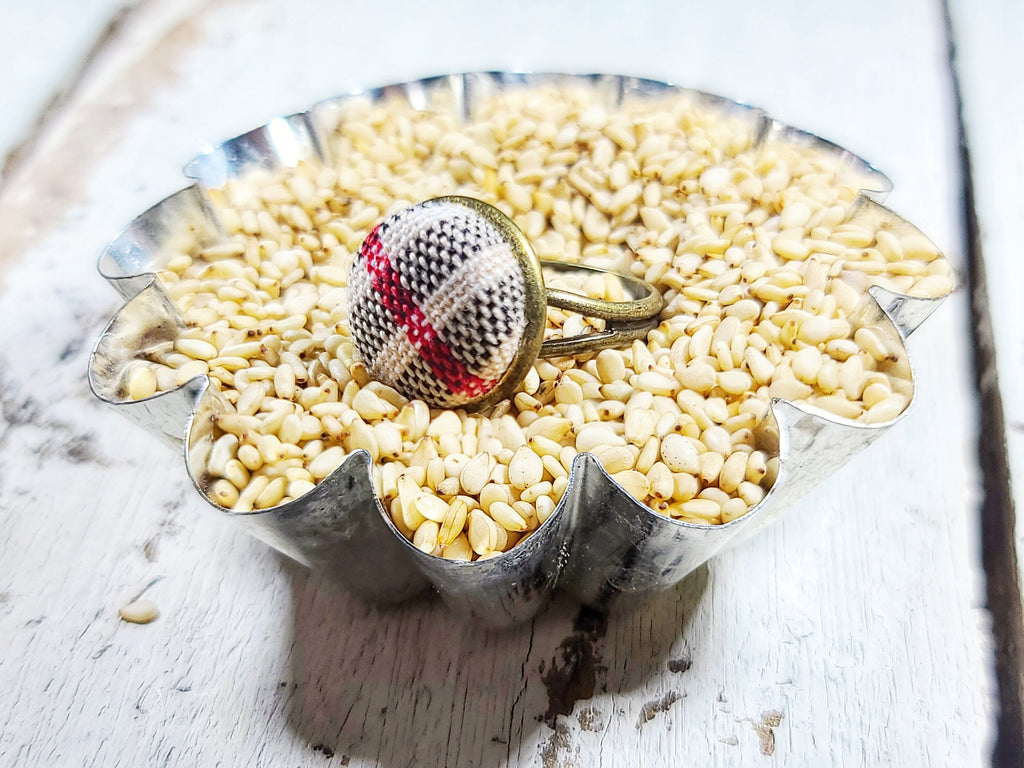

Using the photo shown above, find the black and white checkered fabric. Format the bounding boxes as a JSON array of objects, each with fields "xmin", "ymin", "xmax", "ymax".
[{"xmin": 347, "ymin": 199, "xmax": 527, "ymax": 408}]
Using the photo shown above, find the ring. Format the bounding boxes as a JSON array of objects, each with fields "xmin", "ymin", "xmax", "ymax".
[{"xmin": 347, "ymin": 196, "xmax": 663, "ymax": 410}]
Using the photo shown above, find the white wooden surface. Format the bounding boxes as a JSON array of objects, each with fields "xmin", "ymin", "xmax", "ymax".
[
  {"xmin": 0, "ymin": 0, "xmax": 132, "ymax": 181},
  {"xmin": 0, "ymin": 1, "xmax": 1009, "ymax": 765}
]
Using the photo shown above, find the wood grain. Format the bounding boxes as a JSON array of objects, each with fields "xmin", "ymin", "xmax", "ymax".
[{"xmin": 0, "ymin": 0, "xmax": 1003, "ymax": 765}]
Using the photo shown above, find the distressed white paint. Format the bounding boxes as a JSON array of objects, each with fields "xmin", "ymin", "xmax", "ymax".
[
  {"xmin": 0, "ymin": 0, "xmax": 133, "ymax": 179},
  {"xmin": 0, "ymin": 0, "xmax": 998, "ymax": 765},
  {"xmin": 948, "ymin": 0, "xmax": 1024, "ymax": 604}
]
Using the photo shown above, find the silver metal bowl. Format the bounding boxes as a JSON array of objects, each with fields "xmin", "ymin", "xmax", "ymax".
[{"xmin": 88, "ymin": 72, "xmax": 947, "ymax": 626}]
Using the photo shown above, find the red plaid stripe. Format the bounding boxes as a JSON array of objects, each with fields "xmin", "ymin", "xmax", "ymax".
[{"xmin": 361, "ymin": 226, "xmax": 492, "ymax": 399}]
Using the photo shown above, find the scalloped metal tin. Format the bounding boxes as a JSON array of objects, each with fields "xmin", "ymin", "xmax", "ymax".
[{"xmin": 88, "ymin": 72, "xmax": 948, "ymax": 626}]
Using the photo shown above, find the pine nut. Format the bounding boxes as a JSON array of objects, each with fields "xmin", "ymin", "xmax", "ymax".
[
  {"xmin": 127, "ymin": 366, "xmax": 158, "ymax": 400},
  {"xmin": 508, "ymin": 446, "xmax": 544, "ymax": 489},
  {"xmin": 660, "ymin": 434, "xmax": 700, "ymax": 474},
  {"xmin": 119, "ymin": 599, "xmax": 159, "ymax": 624},
  {"xmin": 439, "ymin": 498, "xmax": 469, "ymax": 547},
  {"xmin": 441, "ymin": 533, "xmax": 473, "ymax": 561}
]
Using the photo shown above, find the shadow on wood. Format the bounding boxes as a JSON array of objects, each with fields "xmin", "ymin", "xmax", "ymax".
[{"xmin": 280, "ymin": 558, "xmax": 709, "ymax": 766}]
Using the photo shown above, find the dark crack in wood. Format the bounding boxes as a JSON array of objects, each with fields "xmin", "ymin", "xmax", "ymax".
[
  {"xmin": 943, "ymin": 3, "xmax": 1024, "ymax": 766},
  {"xmin": 540, "ymin": 604, "xmax": 608, "ymax": 728}
]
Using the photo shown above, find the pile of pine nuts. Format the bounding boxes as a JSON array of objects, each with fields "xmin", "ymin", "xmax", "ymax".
[{"xmin": 123, "ymin": 84, "xmax": 953, "ymax": 561}]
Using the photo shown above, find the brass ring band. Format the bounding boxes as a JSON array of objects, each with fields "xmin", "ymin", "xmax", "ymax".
[
  {"xmin": 432, "ymin": 195, "xmax": 663, "ymax": 409},
  {"xmin": 539, "ymin": 260, "xmax": 663, "ymax": 357},
  {"xmin": 542, "ymin": 260, "xmax": 664, "ymax": 322}
]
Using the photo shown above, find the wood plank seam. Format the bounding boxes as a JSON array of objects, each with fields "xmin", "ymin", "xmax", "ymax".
[{"xmin": 943, "ymin": 3, "xmax": 1024, "ymax": 765}]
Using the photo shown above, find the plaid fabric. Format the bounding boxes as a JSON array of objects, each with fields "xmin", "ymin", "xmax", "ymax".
[{"xmin": 347, "ymin": 199, "xmax": 527, "ymax": 408}]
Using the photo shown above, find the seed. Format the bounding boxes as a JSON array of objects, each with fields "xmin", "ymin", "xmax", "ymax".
[
  {"xmin": 527, "ymin": 435, "xmax": 563, "ymax": 458},
  {"xmin": 309, "ymin": 446, "xmax": 345, "ymax": 478},
  {"xmin": 625, "ymin": 409, "xmax": 657, "ymax": 445},
  {"xmin": 459, "ymin": 453, "xmax": 492, "ymax": 495},
  {"xmin": 255, "ymin": 476, "xmax": 288, "ymax": 509},
  {"xmin": 412, "ymin": 492, "xmax": 448, "ymax": 524},
  {"xmin": 792, "ymin": 347, "xmax": 822, "ymax": 385},
  {"xmin": 347, "ymin": 420, "xmax": 379, "ymax": 461},
  {"xmin": 555, "ymin": 377, "xmax": 584, "ymax": 405},
  {"xmin": 780, "ymin": 201, "xmax": 812, "ymax": 229},
  {"xmin": 678, "ymin": 498, "xmax": 721, "ymax": 520},
  {"xmin": 352, "ymin": 388, "xmax": 398, "ymax": 421},
  {"xmin": 573, "ymin": 423, "xmax": 624, "ymax": 453},
  {"xmin": 238, "ymin": 444, "xmax": 262, "ymax": 471},
  {"xmin": 863, "ymin": 393, "xmax": 908, "ymax": 424},
  {"xmin": 796, "ymin": 315, "xmax": 832, "ymax": 344},
  {"xmin": 289, "ymin": 479, "xmax": 316, "ymax": 499},
  {"xmin": 520, "ymin": 481, "xmax": 553, "ymax": 504},
  {"xmin": 489, "ymin": 501, "xmax": 529, "ymax": 532},
  {"xmin": 611, "ymin": 470, "xmax": 650, "ymax": 499},
  {"xmin": 208, "ymin": 433, "xmax": 239, "ymax": 476},
  {"xmin": 717, "ymin": 369, "xmax": 752, "ymax": 396},
  {"xmin": 175, "ymin": 338, "xmax": 218, "ymax": 361},
  {"xmin": 413, "ymin": 521, "xmax": 440, "ymax": 554},
  {"xmin": 646, "ymin": 462, "xmax": 674, "ymax": 499},
  {"xmin": 738, "ymin": 481, "xmax": 766, "ymax": 507},
  {"xmin": 744, "ymin": 348, "xmax": 775, "ymax": 385},
  {"xmin": 175, "ymin": 360, "xmax": 208, "ymax": 385},
  {"xmin": 436, "ymin": 477, "xmax": 461, "ymax": 497},
  {"xmin": 435, "ymin": 451, "xmax": 465, "ymax": 486},
  {"xmin": 636, "ymin": 371, "xmax": 677, "ymax": 396},
  {"xmin": 222, "ymin": 459, "xmax": 249, "ymax": 490},
  {"xmin": 127, "ymin": 366, "xmax": 158, "ymax": 400},
  {"xmin": 699, "ymin": 451, "xmax": 725, "ymax": 484},
  {"xmin": 508, "ymin": 446, "xmax": 544, "ymax": 489},
  {"xmin": 909, "ymin": 274, "xmax": 953, "ymax": 297},
  {"xmin": 745, "ymin": 451, "xmax": 768, "ymax": 483},
  {"xmin": 208, "ymin": 478, "xmax": 240, "ymax": 507},
  {"xmin": 373, "ymin": 422, "xmax": 403, "ymax": 459},
  {"xmin": 542, "ymin": 454, "xmax": 568, "ymax": 479},
  {"xmin": 235, "ymin": 474, "xmax": 270, "ymax": 511},
  {"xmin": 273, "ymin": 365, "xmax": 295, "ymax": 400},
  {"xmin": 770, "ymin": 377, "xmax": 814, "ymax": 401},
  {"xmin": 480, "ymin": 482, "xmax": 511, "ymax": 511},
  {"xmin": 854, "ymin": 327, "xmax": 894, "ymax": 362},
  {"xmin": 468, "ymin": 509, "xmax": 502, "ymax": 554},
  {"xmin": 719, "ymin": 452, "xmax": 748, "ymax": 493},
  {"xmin": 700, "ymin": 425, "xmax": 731, "ymax": 456},
  {"xmin": 441, "ymin": 533, "xmax": 473, "ymax": 561},
  {"xmin": 772, "ymin": 235, "xmax": 810, "ymax": 261},
  {"xmin": 119, "ymin": 599, "xmax": 159, "ymax": 624},
  {"xmin": 660, "ymin": 433, "xmax": 699, "ymax": 473},
  {"xmin": 535, "ymin": 495, "xmax": 557, "ymax": 525},
  {"xmin": 426, "ymin": 410, "xmax": 462, "ymax": 437},
  {"xmin": 439, "ymin": 498, "xmax": 470, "ymax": 547},
  {"xmin": 525, "ymin": 416, "xmax": 572, "ymax": 442},
  {"xmin": 815, "ymin": 395, "xmax": 863, "ymax": 420},
  {"xmin": 589, "ymin": 445, "xmax": 635, "ymax": 474},
  {"xmin": 720, "ymin": 498, "xmax": 749, "ymax": 523}
]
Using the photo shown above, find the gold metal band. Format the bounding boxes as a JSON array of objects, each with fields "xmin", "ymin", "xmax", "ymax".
[
  {"xmin": 541, "ymin": 260, "xmax": 664, "ymax": 322},
  {"xmin": 538, "ymin": 260, "xmax": 664, "ymax": 357}
]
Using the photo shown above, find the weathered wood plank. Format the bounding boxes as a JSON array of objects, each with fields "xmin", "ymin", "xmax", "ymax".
[
  {"xmin": 947, "ymin": 1, "xmax": 1024, "ymax": 762},
  {"xmin": 0, "ymin": 0, "xmax": 131, "ymax": 181},
  {"xmin": 0, "ymin": 0, "xmax": 996, "ymax": 765}
]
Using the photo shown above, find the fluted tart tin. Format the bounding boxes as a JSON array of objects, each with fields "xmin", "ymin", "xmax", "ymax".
[{"xmin": 88, "ymin": 72, "xmax": 951, "ymax": 626}]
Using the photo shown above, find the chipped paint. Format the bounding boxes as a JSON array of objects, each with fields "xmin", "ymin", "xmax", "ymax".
[
  {"xmin": 753, "ymin": 710, "xmax": 784, "ymax": 756},
  {"xmin": 636, "ymin": 691, "xmax": 683, "ymax": 729}
]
